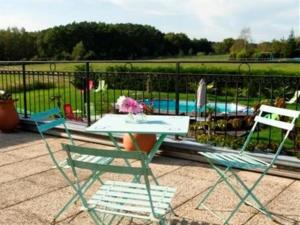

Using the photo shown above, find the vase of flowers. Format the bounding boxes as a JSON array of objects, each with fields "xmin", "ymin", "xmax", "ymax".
[
  {"xmin": 116, "ymin": 95, "xmax": 145, "ymax": 122},
  {"xmin": 116, "ymin": 96, "xmax": 156, "ymax": 153},
  {"xmin": 0, "ymin": 90, "xmax": 19, "ymax": 132}
]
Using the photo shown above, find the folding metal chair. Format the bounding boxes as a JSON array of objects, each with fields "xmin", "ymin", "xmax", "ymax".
[
  {"xmin": 63, "ymin": 103, "xmax": 83, "ymax": 121},
  {"xmin": 196, "ymin": 105, "xmax": 300, "ymax": 225},
  {"xmin": 31, "ymin": 108, "xmax": 112, "ymax": 222},
  {"xmin": 61, "ymin": 143, "xmax": 176, "ymax": 225}
]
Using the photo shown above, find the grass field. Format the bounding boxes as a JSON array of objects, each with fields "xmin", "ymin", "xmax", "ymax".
[{"xmin": 1, "ymin": 54, "xmax": 299, "ymax": 75}]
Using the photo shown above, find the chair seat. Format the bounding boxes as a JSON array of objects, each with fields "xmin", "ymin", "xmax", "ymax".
[
  {"xmin": 75, "ymin": 154, "xmax": 112, "ymax": 164},
  {"xmin": 60, "ymin": 154, "xmax": 112, "ymax": 168},
  {"xmin": 88, "ymin": 181, "xmax": 176, "ymax": 220},
  {"xmin": 200, "ymin": 152, "xmax": 269, "ymax": 170}
]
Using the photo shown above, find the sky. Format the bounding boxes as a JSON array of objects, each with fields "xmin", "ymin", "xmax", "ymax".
[{"xmin": 0, "ymin": 0, "xmax": 299, "ymax": 42}]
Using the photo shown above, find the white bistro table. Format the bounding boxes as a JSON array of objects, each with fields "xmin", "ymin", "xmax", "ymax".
[{"xmin": 86, "ymin": 114, "xmax": 190, "ymax": 163}]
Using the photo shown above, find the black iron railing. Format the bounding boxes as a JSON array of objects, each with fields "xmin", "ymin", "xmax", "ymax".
[{"xmin": 0, "ymin": 60, "xmax": 299, "ymax": 157}]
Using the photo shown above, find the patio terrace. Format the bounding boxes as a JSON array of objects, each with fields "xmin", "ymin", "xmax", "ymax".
[{"xmin": 0, "ymin": 131, "xmax": 299, "ymax": 225}]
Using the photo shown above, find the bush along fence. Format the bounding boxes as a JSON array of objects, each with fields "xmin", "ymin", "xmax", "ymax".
[{"xmin": 0, "ymin": 60, "xmax": 299, "ymax": 159}]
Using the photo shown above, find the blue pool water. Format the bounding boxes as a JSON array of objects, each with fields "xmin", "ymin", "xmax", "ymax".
[{"xmin": 142, "ymin": 99, "xmax": 251, "ymax": 114}]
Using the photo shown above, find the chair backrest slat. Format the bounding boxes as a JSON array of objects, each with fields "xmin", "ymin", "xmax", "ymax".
[
  {"xmin": 241, "ymin": 105, "xmax": 299, "ymax": 155},
  {"xmin": 69, "ymin": 160, "xmax": 147, "ymax": 175},
  {"xmin": 62, "ymin": 143, "xmax": 146, "ymax": 160},
  {"xmin": 32, "ymin": 108, "xmax": 74, "ymax": 147},
  {"xmin": 31, "ymin": 107, "xmax": 61, "ymax": 121},
  {"xmin": 260, "ymin": 105, "xmax": 300, "ymax": 118},
  {"xmin": 37, "ymin": 118, "xmax": 65, "ymax": 132},
  {"xmin": 62, "ymin": 144, "xmax": 149, "ymax": 176},
  {"xmin": 254, "ymin": 116, "xmax": 294, "ymax": 130}
]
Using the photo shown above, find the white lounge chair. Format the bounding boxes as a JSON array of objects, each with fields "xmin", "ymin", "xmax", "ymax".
[
  {"xmin": 94, "ymin": 79, "xmax": 107, "ymax": 92},
  {"xmin": 287, "ymin": 90, "xmax": 300, "ymax": 104}
]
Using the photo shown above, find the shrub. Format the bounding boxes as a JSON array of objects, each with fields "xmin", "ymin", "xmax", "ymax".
[
  {"xmin": 71, "ymin": 64, "xmax": 96, "ymax": 90},
  {"xmin": 4, "ymin": 81, "xmax": 56, "ymax": 93},
  {"xmin": 103, "ymin": 65, "xmax": 298, "ymax": 98},
  {"xmin": 196, "ymin": 133, "xmax": 244, "ymax": 150},
  {"xmin": 0, "ymin": 90, "xmax": 12, "ymax": 100}
]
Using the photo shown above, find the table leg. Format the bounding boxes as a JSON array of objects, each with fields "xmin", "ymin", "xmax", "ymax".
[
  {"xmin": 147, "ymin": 134, "xmax": 167, "ymax": 163},
  {"xmin": 128, "ymin": 133, "xmax": 167, "ymax": 183},
  {"xmin": 107, "ymin": 132, "xmax": 139, "ymax": 182},
  {"xmin": 128, "ymin": 132, "xmax": 178, "ymax": 217}
]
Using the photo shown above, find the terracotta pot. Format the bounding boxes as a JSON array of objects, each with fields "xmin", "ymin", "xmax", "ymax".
[
  {"xmin": 0, "ymin": 100, "xmax": 19, "ymax": 132},
  {"xmin": 123, "ymin": 133, "xmax": 156, "ymax": 153}
]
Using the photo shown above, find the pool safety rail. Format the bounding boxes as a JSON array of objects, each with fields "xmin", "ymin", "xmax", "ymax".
[{"xmin": 0, "ymin": 60, "xmax": 300, "ymax": 155}]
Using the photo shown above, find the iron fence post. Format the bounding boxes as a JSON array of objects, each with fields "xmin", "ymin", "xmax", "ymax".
[
  {"xmin": 175, "ymin": 62, "xmax": 180, "ymax": 116},
  {"xmin": 22, "ymin": 63, "xmax": 28, "ymax": 118},
  {"xmin": 86, "ymin": 62, "xmax": 91, "ymax": 126},
  {"xmin": 175, "ymin": 62, "xmax": 180, "ymax": 140}
]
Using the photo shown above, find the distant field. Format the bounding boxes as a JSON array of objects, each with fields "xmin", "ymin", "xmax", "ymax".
[{"xmin": 1, "ymin": 54, "xmax": 299, "ymax": 75}]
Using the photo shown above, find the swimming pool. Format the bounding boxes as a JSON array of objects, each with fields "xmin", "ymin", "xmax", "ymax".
[{"xmin": 142, "ymin": 99, "xmax": 252, "ymax": 114}]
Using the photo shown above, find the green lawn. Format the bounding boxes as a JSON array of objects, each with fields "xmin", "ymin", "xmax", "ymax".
[{"xmin": 1, "ymin": 54, "xmax": 299, "ymax": 76}]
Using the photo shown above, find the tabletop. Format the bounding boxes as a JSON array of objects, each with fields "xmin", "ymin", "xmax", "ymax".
[{"xmin": 86, "ymin": 114, "xmax": 190, "ymax": 135}]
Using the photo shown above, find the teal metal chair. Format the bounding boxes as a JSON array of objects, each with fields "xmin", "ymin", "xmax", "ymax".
[
  {"xmin": 31, "ymin": 107, "xmax": 112, "ymax": 222},
  {"xmin": 196, "ymin": 105, "xmax": 300, "ymax": 224},
  {"xmin": 61, "ymin": 143, "xmax": 176, "ymax": 225}
]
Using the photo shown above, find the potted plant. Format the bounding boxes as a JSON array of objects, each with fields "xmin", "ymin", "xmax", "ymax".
[
  {"xmin": 0, "ymin": 90, "xmax": 19, "ymax": 132},
  {"xmin": 116, "ymin": 96, "xmax": 156, "ymax": 153}
]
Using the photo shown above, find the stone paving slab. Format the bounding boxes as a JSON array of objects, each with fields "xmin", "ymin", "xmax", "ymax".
[
  {"xmin": 0, "ymin": 131, "xmax": 299, "ymax": 225},
  {"xmin": 0, "ymin": 186, "xmax": 81, "ymax": 225},
  {"xmin": 245, "ymin": 181, "xmax": 300, "ymax": 225},
  {"xmin": 0, "ymin": 155, "xmax": 55, "ymax": 184},
  {"xmin": 0, "ymin": 131, "xmax": 48, "ymax": 152}
]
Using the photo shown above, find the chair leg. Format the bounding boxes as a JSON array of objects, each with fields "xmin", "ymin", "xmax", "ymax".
[
  {"xmin": 229, "ymin": 170, "xmax": 273, "ymax": 218},
  {"xmin": 224, "ymin": 171, "xmax": 273, "ymax": 224},
  {"xmin": 53, "ymin": 169, "xmax": 102, "ymax": 221},
  {"xmin": 87, "ymin": 209, "xmax": 105, "ymax": 225},
  {"xmin": 196, "ymin": 167, "xmax": 230, "ymax": 209},
  {"xmin": 201, "ymin": 162, "xmax": 274, "ymax": 225},
  {"xmin": 158, "ymin": 219, "xmax": 166, "ymax": 225},
  {"xmin": 53, "ymin": 193, "xmax": 79, "ymax": 221},
  {"xmin": 213, "ymin": 166, "xmax": 273, "ymax": 225}
]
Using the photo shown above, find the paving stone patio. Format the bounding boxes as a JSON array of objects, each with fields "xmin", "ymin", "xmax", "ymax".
[{"xmin": 0, "ymin": 131, "xmax": 299, "ymax": 225}]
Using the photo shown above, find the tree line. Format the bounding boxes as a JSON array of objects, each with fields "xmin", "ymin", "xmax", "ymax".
[{"xmin": 0, "ymin": 22, "xmax": 299, "ymax": 60}]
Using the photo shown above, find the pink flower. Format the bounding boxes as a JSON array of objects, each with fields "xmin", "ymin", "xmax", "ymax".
[{"xmin": 116, "ymin": 96, "xmax": 143, "ymax": 114}]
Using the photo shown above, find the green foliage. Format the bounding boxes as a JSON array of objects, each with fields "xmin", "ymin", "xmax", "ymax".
[
  {"xmin": 0, "ymin": 91, "xmax": 12, "ymax": 100},
  {"xmin": 164, "ymin": 32, "xmax": 190, "ymax": 55},
  {"xmin": 230, "ymin": 39, "xmax": 246, "ymax": 56},
  {"xmin": 0, "ymin": 23, "xmax": 299, "ymax": 60},
  {"xmin": 72, "ymin": 41, "xmax": 87, "ymax": 60},
  {"xmin": 105, "ymin": 64, "xmax": 300, "ymax": 76},
  {"xmin": 163, "ymin": 33, "xmax": 213, "ymax": 56},
  {"xmin": 230, "ymin": 118, "xmax": 242, "ymax": 129},
  {"xmin": 71, "ymin": 64, "xmax": 98, "ymax": 89},
  {"xmin": 71, "ymin": 65, "xmax": 88, "ymax": 89},
  {"xmin": 191, "ymin": 116, "xmax": 253, "ymax": 134},
  {"xmin": 0, "ymin": 27, "xmax": 36, "ymax": 60},
  {"xmin": 236, "ymin": 49, "xmax": 249, "ymax": 59},
  {"xmin": 284, "ymin": 30, "xmax": 297, "ymax": 58},
  {"xmin": 4, "ymin": 81, "xmax": 56, "ymax": 93},
  {"xmin": 36, "ymin": 22, "xmax": 166, "ymax": 60},
  {"xmin": 196, "ymin": 133, "xmax": 245, "ymax": 149},
  {"xmin": 213, "ymin": 38, "xmax": 234, "ymax": 54}
]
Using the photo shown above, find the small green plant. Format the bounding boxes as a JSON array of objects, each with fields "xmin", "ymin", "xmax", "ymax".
[
  {"xmin": 196, "ymin": 133, "xmax": 244, "ymax": 150},
  {"xmin": 243, "ymin": 116, "xmax": 254, "ymax": 129},
  {"xmin": 230, "ymin": 118, "xmax": 242, "ymax": 130},
  {"xmin": 295, "ymin": 152, "xmax": 300, "ymax": 160},
  {"xmin": 216, "ymin": 119, "xmax": 227, "ymax": 130}
]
